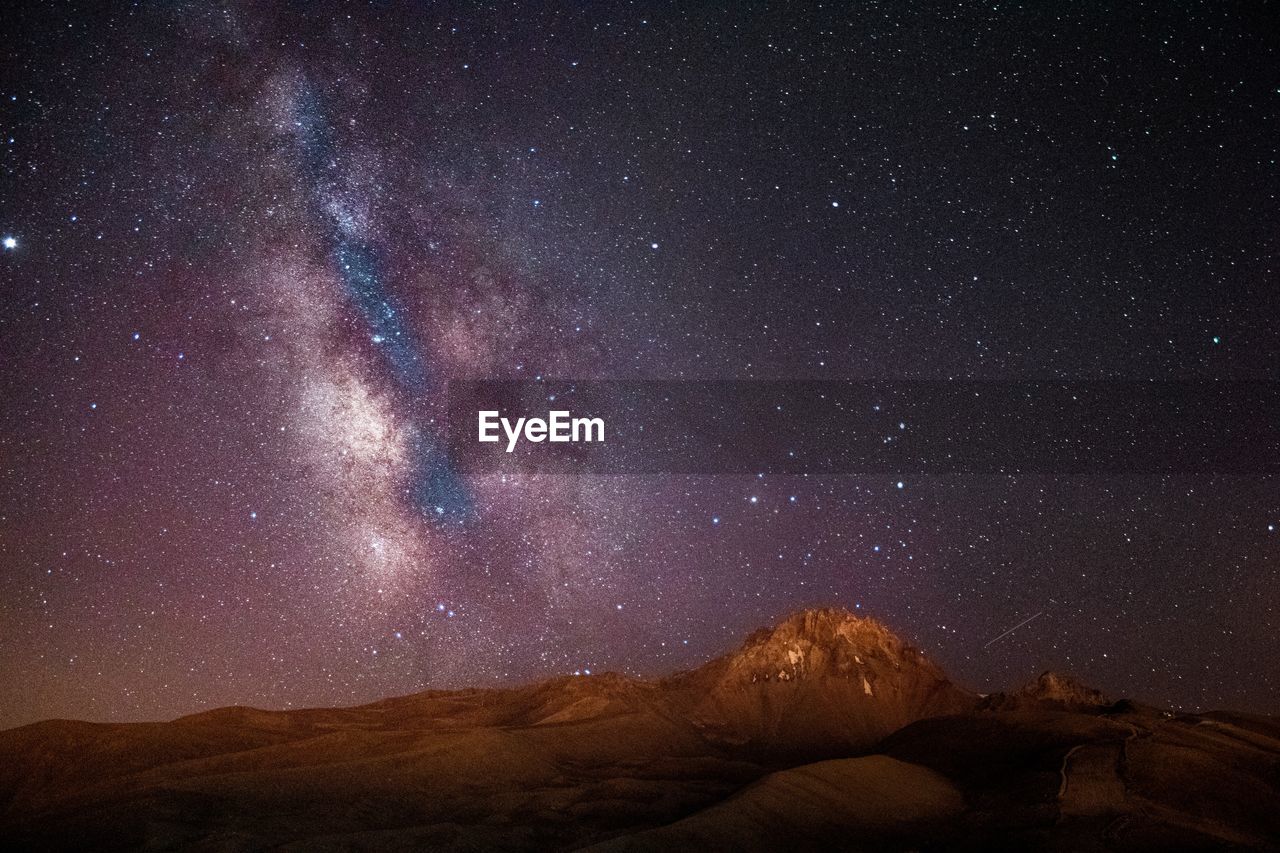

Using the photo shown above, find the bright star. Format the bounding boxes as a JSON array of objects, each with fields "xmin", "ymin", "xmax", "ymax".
[{"xmin": 2, "ymin": 236, "xmax": 16, "ymax": 250}]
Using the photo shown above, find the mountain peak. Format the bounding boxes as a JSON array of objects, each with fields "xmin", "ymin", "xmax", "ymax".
[
  {"xmin": 1021, "ymin": 671, "xmax": 1109, "ymax": 706},
  {"xmin": 747, "ymin": 607, "xmax": 900, "ymax": 643},
  {"xmin": 980, "ymin": 670, "xmax": 1110, "ymax": 712},
  {"xmin": 678, "ymin": 608, "xmax": 975, "ymax": 756},
  {"xmin": 727, "ymin": 607, "xmax": 913, "ymax": 682}
]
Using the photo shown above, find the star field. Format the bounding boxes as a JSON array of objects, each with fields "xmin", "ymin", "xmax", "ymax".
[{"xmin": 0, "ymin": 1, "xmax": 1277, "ymax": 728}]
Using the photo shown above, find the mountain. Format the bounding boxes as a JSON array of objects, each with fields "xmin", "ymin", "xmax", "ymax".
[
  {"xmin": 979, "ymin": 670, "xmax": 1113, "ymax": 712},
  {"xmin": 670, "ymin": 608, "xmax": 974, "ymax": 758},
  {"xmin": 1, "ymin": 608, "xmax": 1277, "ymax": 851}
]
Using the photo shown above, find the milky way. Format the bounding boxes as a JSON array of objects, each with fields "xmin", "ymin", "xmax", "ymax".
[{"xmin": 0, "ymin": 2, "xmax": 1277, "ymax": 728}]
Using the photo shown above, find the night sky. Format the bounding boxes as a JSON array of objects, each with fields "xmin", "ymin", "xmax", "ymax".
[{"xmin": 1, "ymin": 2, "xmax": 1277, "ymax": 729}]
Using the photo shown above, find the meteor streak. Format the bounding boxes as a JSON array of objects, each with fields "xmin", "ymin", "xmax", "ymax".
[{"xmin": 984, "ymin": 611, "xmax": 1043, "ymax": 649}]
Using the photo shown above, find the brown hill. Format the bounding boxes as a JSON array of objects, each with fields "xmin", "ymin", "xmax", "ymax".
[
  {"xmin": 980, "ymin": 670, "xmax": 1112, "ymax": 712},
  {"xmin": 1, "ymin": 608, "xmax": 1277, "ymax": 851},
  {"xmin": 670, "ymin": 608, "xmax": 974, "ymax": 757}
]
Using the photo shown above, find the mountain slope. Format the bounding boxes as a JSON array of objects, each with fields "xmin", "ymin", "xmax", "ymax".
[
  {"xmin": 1, "ymin": 608, "xmax": 1276, "ymax": 851},
  {"xmin": 671, "ymin": 608, "xmax": 975, "ymax": 757},
  {"xmin": 584, "ymin": 755, "xmax": 965, "ymax": 852}
]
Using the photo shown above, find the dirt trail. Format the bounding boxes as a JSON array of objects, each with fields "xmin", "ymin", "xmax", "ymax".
[{"xmin": 1058, "ymin": 724, "xmax": 1142, "ymax": 817}]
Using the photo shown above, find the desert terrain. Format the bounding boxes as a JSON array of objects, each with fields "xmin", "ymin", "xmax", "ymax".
[{"xmin": 2, "ymin": 609, "xmax": 1277, "ymax": 851}]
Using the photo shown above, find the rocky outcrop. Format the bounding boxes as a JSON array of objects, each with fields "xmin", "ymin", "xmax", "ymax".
[
  {"xmin": 670, "ymin": 608, "xmax": 976, "ymax": 757},
  {"xmin": 981, "ymin": 670, "xmax": 1111, "ymax": 712}
]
